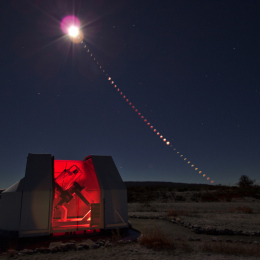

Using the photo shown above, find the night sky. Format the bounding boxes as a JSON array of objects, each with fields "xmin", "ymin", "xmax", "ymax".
[{"xmin": 0, "ymin": 0, "xmax": 259, "ymax": 188}]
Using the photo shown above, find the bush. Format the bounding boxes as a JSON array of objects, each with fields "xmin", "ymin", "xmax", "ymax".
[
  {"xmin": 139, "ymin": 224, "xmax": 175, "ymax": 250},
  {"xmin": 237, "ymin": 175, "xmax": 255, "ymax": 189},
  {"xmin": 190, "ymin": 192, "xmax": 201, "ymax": 202},
  {"xmin": 201, "ymin": 192, "xmax": 219, "ymax": 202}
]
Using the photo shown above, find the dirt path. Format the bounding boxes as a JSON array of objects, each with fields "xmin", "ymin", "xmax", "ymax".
[
  {"xmin": 1, "ymin": 218, "xmax": 260, "ymax": 260},
  {"xmin": 130, "ymin": 217, "xmax": 260, "ymax": 243}
]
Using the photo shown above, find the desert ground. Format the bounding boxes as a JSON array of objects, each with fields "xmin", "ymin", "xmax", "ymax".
[{"xmin": 1, "ymin": 187, "xmax": 260, "ymax": 259}]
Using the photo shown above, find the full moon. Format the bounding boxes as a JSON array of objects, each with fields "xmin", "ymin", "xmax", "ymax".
[{"xmin": 68, "ymin": 26, "xmax": 79, "ymax": 38}]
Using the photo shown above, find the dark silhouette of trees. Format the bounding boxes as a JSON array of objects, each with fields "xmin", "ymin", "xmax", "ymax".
[{"xmin": 237, "ymin": 175, "xmax": 255, "ymax": 188}]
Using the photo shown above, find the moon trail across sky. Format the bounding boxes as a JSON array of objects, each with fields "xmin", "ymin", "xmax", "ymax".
[{"xmin": 61, "ymin": 15, "xmax": 214, "ymax": 183}]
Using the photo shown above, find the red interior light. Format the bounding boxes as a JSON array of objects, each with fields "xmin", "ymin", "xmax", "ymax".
[{"xmin": 52, "ymin": 158, "xmax": 101, "ymax": 233}]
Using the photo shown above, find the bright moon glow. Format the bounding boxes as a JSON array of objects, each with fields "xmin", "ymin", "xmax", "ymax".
[
  {"xmin": 61, "ymin": 15, "xmax": 80, "ymax": 34},
  {"xmin": 68, "ymin": 26, "xmax": 79, "ymax": 37},
  {"xmin": 61, "ymin": 15, "xmax": 83, "ymax": 43}
]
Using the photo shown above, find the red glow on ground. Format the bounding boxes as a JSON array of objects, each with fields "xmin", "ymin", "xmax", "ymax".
[
  {"xmin": 53, "ymin": 232, "xmax": 66, "ymax": 237},
  {"xmin": 52, "ymin": 158, "xmax": 102, "ymax": 233},
  {"xmin": 52, "ymin": 229, "xmax": 100, "ymax": 237}
]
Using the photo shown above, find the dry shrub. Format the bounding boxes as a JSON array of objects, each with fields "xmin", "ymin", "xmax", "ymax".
[
  {"xmin": 139, "ymin": 224, "xmax": 175, "ymax": 250},
  {"xmin": 175, "ymin": 240, "xmax": 193, "ymax": 253},
  {"xmin": 201, "ymin": 192, "xmax": 219, "ymax": 202},
  {"xmin": 7, "ymin": 249, "xmax": 17, "ymax": 258},
  {"xmin": 201, "ymin": 241, "xmax": 260, "ymax": 256},
  {"xmin": 111, "ymin": 228, "xmax": 121, "ymax": 244},
  {"xmin": 229, "ymin": 205, "xmax": 253, "ymax": 214}
]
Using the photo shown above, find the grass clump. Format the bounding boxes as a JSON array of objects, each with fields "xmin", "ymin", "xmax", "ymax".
[
  {"xmin": 201, "ymin": 241, "xmax": 260, "ymax": 256},
  {"xmin": 7, "ymin": 249, "xmax": 17, "ymax": 258},
  {"xmin": 139, "ymin": 224, "xmax": 175, "ymax": 250},
  {"xmin": 111, "ymin": 228, "xmax": 121, "ymax": 244},
  {"xmin": 229, "ymin": 205, "xmax": 253, "ymax": 214},
  {"xmin": 175, "ymin": 240, "xmax": 193, "ymax": 253}
]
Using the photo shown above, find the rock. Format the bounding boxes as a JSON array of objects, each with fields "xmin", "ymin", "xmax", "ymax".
[
  {"xmin": 19, "ymin": 249, "xmax": 34, "ymax": 255},
  {"xmin": 118, "ymin": 240, "xmax": 132, "ymax": 244},
  {"xmin": 77, "ymin": 245, "xmax": 84, "ymax": 250},
  {"xmin": 92, "ymin": 243, "xmax": 100, "ymax": 249},
  {"xmin": 49, "ymin": 242, "xmax": 63, "ymax": 252},
  {"xmin": 242, "ymin": 231, "xmax": 250, "ymax": 236},
  {"xmin": 35, "ymin": 247, "xmax": 50, "ymax": 254},
  {"xmin": 97, "ymin": 239, "xmax": 105, "ymax": 246},
  {"xmin": 226, "ymin": 239, "xmax": 233, "ymax": 243},
  {"xmin": 78, "ymin": 243, "xmax": 90, "ymax": 250},
  {"xmin": 49, "ymin": 242, "xmax": 76, "ymax": 252},
  {"xmin": 81, "ymin": 239, "xmax": 96, "ymax": 248},
  {"xmin": 63, "ymin": 242, "xmax": 76, "ymax": 251},
  {"xmin": 50, "ymin": 247, "xmax": 59, "ymax": 253},
  {"xmin": 105, "ymin": 241, "xmax": 114, "ymax": 247}
]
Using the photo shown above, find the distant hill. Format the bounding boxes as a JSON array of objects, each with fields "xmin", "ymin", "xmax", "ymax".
[{"xmin": 124, "ymin": 181, "xmax": 210, "ymax": 188}]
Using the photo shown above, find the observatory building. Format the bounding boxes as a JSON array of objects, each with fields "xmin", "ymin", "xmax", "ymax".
[{"xmin": 0, "ymin": 154, "xmax": 128, "ymax": 237}]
